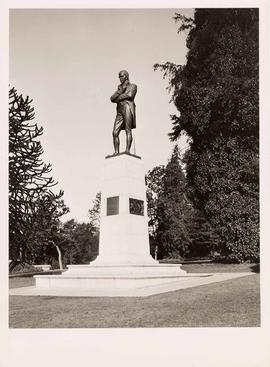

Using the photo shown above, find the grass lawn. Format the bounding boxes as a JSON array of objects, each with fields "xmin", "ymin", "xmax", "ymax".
[
  {"xmin": 181, "ymin": 262, "xmax": 259, "ymax": 273},
  {"xmin": 9, "ymin": 263, "xmax": 260, "ymax": 328},
  {"xmin": 9, "ymin": 276, "xmax": 35, "ymax": 289}
]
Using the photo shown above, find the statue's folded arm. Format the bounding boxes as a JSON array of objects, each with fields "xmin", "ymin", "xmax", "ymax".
[{"xmin": 117, "ymin": 85, "xmax": 137, "ymax": 102}]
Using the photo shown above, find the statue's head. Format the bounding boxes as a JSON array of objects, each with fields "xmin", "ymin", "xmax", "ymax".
[{"xmin": 119, "ymin": 70, "xmax": 129, "ymax": 83}]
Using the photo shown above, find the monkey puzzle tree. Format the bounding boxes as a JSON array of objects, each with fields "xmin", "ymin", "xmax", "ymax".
[
  {"xmin": 155, "ymin": 9, "xmax": 259, "ymax": 262},
  {"xmin": 9, "ymin": 87, "xmax": 66, "ymax": 263}
]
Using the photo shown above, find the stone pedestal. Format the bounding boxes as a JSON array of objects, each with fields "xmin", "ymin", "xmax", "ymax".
[
  {"xmin": 93, "ymin": 152, "xmax": 156, "ymax": 265},
  {"xmin": 34, "ymin": 153, "xmax": 188, "ymax": 296}
]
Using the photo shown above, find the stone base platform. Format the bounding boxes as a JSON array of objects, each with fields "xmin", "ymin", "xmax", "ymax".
[
  {"xmin": 9, "ymin": 271, "xmax": 253, "ymax": 297},
  {"xmin": 34, "ymin": 264, "xmax": 188, "ymax": 290},
  {"xmin": 63, "ymin": 263, "xmax": 187, "ymax": 275}
]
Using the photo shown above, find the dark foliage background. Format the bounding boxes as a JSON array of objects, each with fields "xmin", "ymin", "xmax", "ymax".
[
  {"xmin": 146, "ymin": 145, "xmax": 218, "ymax": 260},
  {"xmin": 155, "ymin": 9, "xmax": 259, "ymax": 262}
]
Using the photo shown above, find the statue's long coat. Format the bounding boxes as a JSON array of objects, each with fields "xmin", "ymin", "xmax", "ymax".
[{"xmin": 111, "ymin": 81, "xmax": 137, "ymax": 130}]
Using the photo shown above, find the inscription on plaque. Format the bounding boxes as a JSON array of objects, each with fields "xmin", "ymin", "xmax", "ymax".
[
  {"xmin": 129, "ymin": 198, "xmax": 144, "ymax": 216},
  {"xmin": 107, "ymin": 196, "xmax": 119, "ymax": 216}
]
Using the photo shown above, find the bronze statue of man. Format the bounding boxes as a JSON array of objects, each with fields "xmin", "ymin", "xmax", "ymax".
[{"xmin": 110, "ymin": 70, "xmax": 137, "ymax": 155}]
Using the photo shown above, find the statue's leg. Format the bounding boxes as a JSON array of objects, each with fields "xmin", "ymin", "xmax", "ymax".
[
  {"xmin": 126, "ymin": 129, "xmax": 133, "ymax": 153},
  {"xmin": 112, "ymin": 113, "xmax": 123, "ymax": 155},
  {"xmin": 113, "ymin": 134, "xmax": 120, "ymax": 155},
  {"xmin": 124, "ymin": 107, "xmax": 133, "ymax": 153}
]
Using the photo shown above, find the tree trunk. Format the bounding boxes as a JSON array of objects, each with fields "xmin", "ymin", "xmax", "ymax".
[
  {"xmin": 55, "ymin": 245, "xmax": 63, "ymax": 270},
  {"xmin": 154, "ymin": 245, "xmax": 158, "ymax": 261}
]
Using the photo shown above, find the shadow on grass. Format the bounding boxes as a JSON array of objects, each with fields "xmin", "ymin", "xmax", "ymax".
[{"xmin": 250, "ymin": 263, "xmax": 260, "ymax": 273}]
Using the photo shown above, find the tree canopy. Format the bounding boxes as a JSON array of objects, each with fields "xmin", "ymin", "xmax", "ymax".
[{"xmin": 155, "ymin": 9, "xmax": 259, "ymax": 262}]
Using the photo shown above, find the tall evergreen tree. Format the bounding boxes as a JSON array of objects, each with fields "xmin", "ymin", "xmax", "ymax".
[
  {"xmin": 146, "ymin": 165, "xmax": 166, "ymax": 257},
  {"xmin": 146, "ymin": 145, "xmax": 192, "ymax": 259},
  {"xmin": 157, "ymin": 145, "xmax": 192, "ymax": 258},
  {"xmin": 9, "ymin": 87, "xmax": 65, "ymax": 262},
  {"xmin": 155, "ymin": 9, "xmax": 259, "ymax": 262}
]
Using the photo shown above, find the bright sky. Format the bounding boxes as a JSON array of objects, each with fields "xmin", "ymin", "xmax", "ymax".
[{"xmin": 9, "ymin": 8, "xmax": 193, "ymax": 222}]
